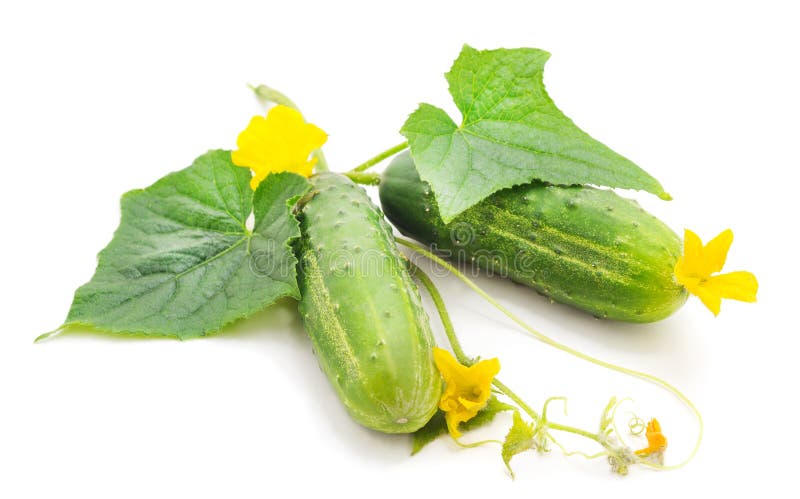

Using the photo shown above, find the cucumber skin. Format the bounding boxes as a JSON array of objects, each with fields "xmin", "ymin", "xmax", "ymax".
[
  {"xmin": 296, "ymin": 172, "xmax": 440, "ymax": 433},
  {"xmin": 379, "ymin": 152, "xmax": 688, "ymax": 323}
]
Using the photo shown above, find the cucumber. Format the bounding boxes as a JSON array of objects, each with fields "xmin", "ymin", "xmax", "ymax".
[
  {"xmin": 379, "ymin": 152, "xmax": 688, "ymax": 323},
  {"xmin": 295, "ymin": 172, "xmax": 440, "ymax": 433}
]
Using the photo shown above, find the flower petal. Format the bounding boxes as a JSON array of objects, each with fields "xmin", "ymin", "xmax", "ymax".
[
  {"xmin": 457, "ymin": 396, "xmax": 482, "ymax": 410},
  {"xmin": 444, "ymin": 411, "xmax": 463, "ymax": 438},
  {"xmin": 472, "ymin": 357, "xmax": 501, "ymax": 385},
  {"xmin": 705, "ymin": 271, "xmax": 758, "ymax": 303},
  {"xmin": 691, "ymin": 282, "xmax": 723, "ymax": 316},
  {"xmin": 433, "ymin": 348, "xmax": 501, "ymax": 440},
  {"xmin": 675, "ymin": 228, "xmax": 758, "ymax": 316},
  {"xmin": 635, "ymin": 418, "xmax": 668, "ymax": 456},
  {"xmin": 675, "ymin": 229, "xmax": 705, "ymax": 278},
  {"xmin": 231, "ymin": 105, "xmax": 327, "ymax": 187},
  {"xmin": 701, "ymin": 229, "xmax": 733, "ymax": 275},
  {"xmin": 432, "ymin": 347, "xmax": 469, "ymax": 386}
]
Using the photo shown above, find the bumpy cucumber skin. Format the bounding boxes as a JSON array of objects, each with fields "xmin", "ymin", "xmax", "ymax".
[
  {"xmin": 296, "ymin": 172, "xmax": 440, "ymax": 433},
  {"xmin": 379, "ymin": 152, "xmax": 688, "ymax": 323}
]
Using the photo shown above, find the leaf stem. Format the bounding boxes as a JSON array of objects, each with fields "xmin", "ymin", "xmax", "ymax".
[
  {"xmin": 248, "ymin": 83, "xmax": 329, "ymax": 172},
  {"xmin": 398, "ymin": 237, "xmax": 703, "ymax": 470},
  {"xmin": 490, "ymin": 379, "xmax": 539, "ymax": 420},
  {"xmin": 549, "ymin": 437, "xmax": 607, "ymax": 460},
  {"xmin": 350, "ymin": 142, "xmax": 408, "ymax": 173},
  {"xmin": 547, "ymin": 421, "xmax": 602, "ymax": 442}
]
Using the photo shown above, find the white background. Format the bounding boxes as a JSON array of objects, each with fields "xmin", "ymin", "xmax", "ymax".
[{"xmin": 1, "ymin": 1, "xmax": 797, "ymax": 497}]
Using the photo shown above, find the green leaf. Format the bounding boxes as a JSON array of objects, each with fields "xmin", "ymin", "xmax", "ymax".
[
  {"xmin": 64, "ymin": 150, "xmax": 311, "ymax": 339},
  {"xmin": 411, "ymin": 410, "xmax": 447, "ymax": 455},
  {"xmin": 411, "ymin": 396, "xmax": 514, "ymax": 454},
  {"xmin": 401, "ymin": 45, "xmax": 669, "ymax": 222},
  {"xmin": 501, "ymin": 411, "xmax": 535, "ymax": 478}
]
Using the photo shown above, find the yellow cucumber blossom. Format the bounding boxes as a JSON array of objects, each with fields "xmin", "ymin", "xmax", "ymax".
[
  {"xmin": 231, "ymin": 104, "xmax": 327, "ymax": 188},
  {"xmin": 635, "ymin": 418, "xmax": 667, "ymax": 459},
  {"xmin": 674, "ymin": 229, "xmax": 758, "ymax": 316},
  {"xmin": 432, "ymin": 347, "xmax": 500, "ymax": 438}
]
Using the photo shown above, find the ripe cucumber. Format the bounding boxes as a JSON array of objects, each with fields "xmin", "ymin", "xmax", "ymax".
[
  {"xmin": 295, "ymin": 172, "xmax": 440, "ymax": 433},
  {"xmin": 379, "ymin": 151, "xmax": 688, "ymax": 323}
]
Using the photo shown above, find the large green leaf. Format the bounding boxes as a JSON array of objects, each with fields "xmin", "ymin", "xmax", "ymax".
[
  {"xmin": 401, "ymin": 45, "xmax": 669, "ymax": 222},
  {"xmin": 64, "ymin": 150, "xmax": 310, "ymax": 339}
]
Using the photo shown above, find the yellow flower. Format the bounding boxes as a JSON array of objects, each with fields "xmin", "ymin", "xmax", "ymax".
[
  {"xmin": 231, "ymin": 105, "xmax": 327, "ymax": 189},
  {"xmin": 635, "ymin": 418, "xmax": 668, "ymax": 457},
  {"xmin": 432, "ymin": 347, "xmax": 500, "ymax": 438},
  {"xmin": 674, "ymin": 229, "xmax": 758, "ymax": 316}
]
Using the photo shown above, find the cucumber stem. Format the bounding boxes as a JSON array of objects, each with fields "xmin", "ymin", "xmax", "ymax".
[
  {"xmin": 408, "ymin": 263, "xmax": 470, "ymax": 363},
  {"xmin": 345, "ymin": 171, "xmax": 381, "ymax": 186},
  {"xmin": 248, "ymin": 83, "xmax": 329, "ymax": 172},
  {"xmin": 349, "ymin": 141, "xmax": 408, "ymax": 173},
  {"xmin": 249, "ymin": 83, "xmax": 300, "ymax": 110},
  {"xmin": 312, "ymin": 150, "xmax": 330, "ymax": 173},
  {"xmin": 399, "ymin": 237, "xmax": 703, "ymax": 471}
]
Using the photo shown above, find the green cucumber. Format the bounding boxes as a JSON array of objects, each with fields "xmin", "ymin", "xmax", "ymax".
[
  {"xmin": 379, "ymin": 151, "xmax": 688, "ymax": 323},
  {"xmin": 295, "ymin": 172, "xmax": 440, "ymax": 433}
]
